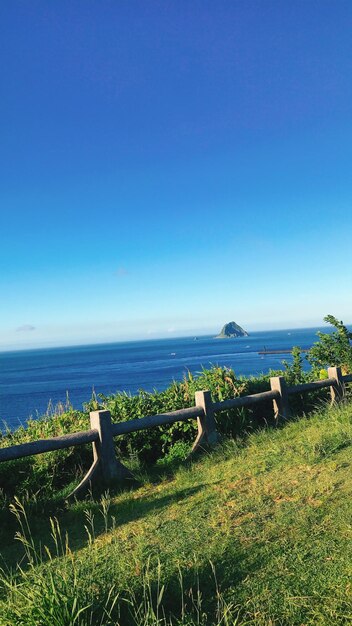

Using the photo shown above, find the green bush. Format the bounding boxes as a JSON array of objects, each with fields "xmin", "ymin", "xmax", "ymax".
[{"xmin": 307, "ymin": 314, "xmax": 352, "ymax": 374}]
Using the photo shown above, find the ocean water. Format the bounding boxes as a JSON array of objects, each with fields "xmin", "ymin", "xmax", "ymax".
[{"xmin": 0, "ymin": 327, "xmax": 327, "ymax": 429}]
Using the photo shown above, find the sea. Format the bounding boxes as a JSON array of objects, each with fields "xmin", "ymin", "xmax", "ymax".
[{"xmin": 0, "ymin": 327, "xmax": 330, "ymax": 430}]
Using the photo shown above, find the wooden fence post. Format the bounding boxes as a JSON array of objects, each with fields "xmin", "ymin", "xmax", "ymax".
[
  {"xmin": 89, "ymin": 410, "xmax": 131, "ymax": 484},
  {"xmin": 327, "ymin": 366, "xmax": 345, "ymax": 403},
  {"xmin": 193, "ymin": 390, "xmax": 219, "ymax": 450},
  {"xmin": 270, "ymin": 376, "xmax": 289, "ymax": 421}
]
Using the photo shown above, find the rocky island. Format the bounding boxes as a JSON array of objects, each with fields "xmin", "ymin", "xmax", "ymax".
[{"xmin": 215, "ymin": 321, "xmax": 249, "ymax": 338}]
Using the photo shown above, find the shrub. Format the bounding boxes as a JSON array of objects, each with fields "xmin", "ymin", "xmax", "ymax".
[{"xmin": 307, "ymin": 315, "xmax": 352, "ymax": 374}]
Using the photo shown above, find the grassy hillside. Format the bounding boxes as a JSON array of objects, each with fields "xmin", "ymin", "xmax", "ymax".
[{"xmin": 0, "ymin": 400, "xmax": 351, "ymax": 625}]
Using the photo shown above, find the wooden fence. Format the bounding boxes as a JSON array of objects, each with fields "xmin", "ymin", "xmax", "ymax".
[{"xmin": 1, "ymin": 366, "xmax": 351, "ymax": 497}]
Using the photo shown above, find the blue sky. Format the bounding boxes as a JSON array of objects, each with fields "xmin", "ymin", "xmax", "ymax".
[{"xmin": 1, "ymin": 1, "xmax": 352, "ymax": 349}]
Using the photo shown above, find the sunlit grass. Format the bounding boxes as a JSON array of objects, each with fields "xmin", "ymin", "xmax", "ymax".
[{"xmin": 0, "ymin": 400, "xmax": 351, "ymax": 624}]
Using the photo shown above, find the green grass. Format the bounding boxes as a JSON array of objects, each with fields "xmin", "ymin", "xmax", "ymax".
[{"xmin": 0, "ymin": 399, "xmax": 352, "ymax": 625}]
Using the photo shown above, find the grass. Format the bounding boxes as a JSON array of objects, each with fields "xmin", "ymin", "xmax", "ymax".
[{"xmin": 0, "ymin": 399, "xmax": 352, "ymax": 624}]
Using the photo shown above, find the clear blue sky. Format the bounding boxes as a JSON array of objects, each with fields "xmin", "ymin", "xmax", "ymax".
[{"xmin": 1, "ymin": 1, "xmax": 352, "ymax": 350}]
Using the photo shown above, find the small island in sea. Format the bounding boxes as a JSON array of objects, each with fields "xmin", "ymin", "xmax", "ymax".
[{"xmin": 215, "ymin": 321, "xmax": 249, "ymax": 338}]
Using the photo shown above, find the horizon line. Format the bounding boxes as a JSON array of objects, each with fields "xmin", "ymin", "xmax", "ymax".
[{"xmin": 0, "ymin": 323, "xmax": 343, "ymax": 354}]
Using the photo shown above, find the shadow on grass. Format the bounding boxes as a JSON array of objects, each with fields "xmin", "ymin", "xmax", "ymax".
[
  {"xmin": 0, "ymin": 448, "xmax": 204, "ymax": 557},
  {"xmin": 0, "ymin": 481, "xmax": 206, "ymax": 568},
  {"xmin": 1, "ymin": 485, "xmax": 276, "ymax": 625}
]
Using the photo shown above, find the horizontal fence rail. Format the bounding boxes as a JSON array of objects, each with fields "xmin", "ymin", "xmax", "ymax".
[
  {"xmin": 212, "ymin": 389, "xmax": 280, "ymax": 413},
  {"xmin": 111, "ymin": 406, "xmax": 204, "ymax": 436},
  {"xmin": 286, "ymin": 378, "xmax": 335, "ymax": 395},
  {"xmin": 0, "ymin": 429, "xmax": 98, "ymax": 463},
  {"xmin": 0, "ymin": 365, "xmax": 351, "ymax": 493}
]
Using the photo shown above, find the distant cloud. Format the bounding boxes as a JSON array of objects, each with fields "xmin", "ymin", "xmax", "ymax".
[
  {"xmin": 116, "ymin": 266, "xmax": 129, "ymax": 277},
  {"xmin": 16, "ymin": 324, "xmax": 36, "ymax": 332}
]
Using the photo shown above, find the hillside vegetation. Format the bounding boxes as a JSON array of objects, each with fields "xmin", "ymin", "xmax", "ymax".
[
  {"xmin": 0, "ymin": 363, "xmax": 328, "ymax": 506},
  {"xmin": 0, "ymin": 400, "xmax": 352, "ymax": 625},
  {"xmin": 1, "ymin": 314, "xmax": 350, "ymax": 505},
  {"xmin": 0, "ymin": 315, "xmax": 351, "ymax": 624}
]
